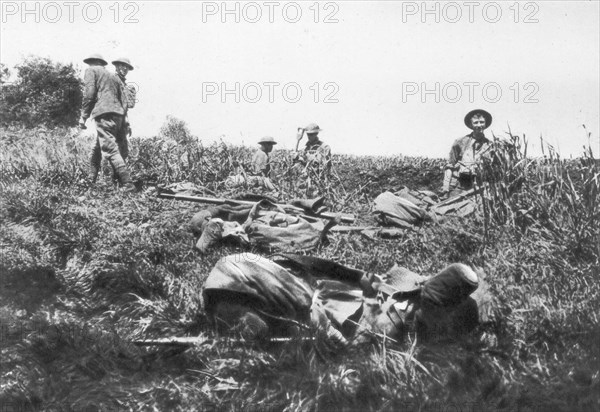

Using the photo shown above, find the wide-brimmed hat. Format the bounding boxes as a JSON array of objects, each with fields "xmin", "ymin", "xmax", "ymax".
[
  {"xmin": 304, "ymin": 123, "xmax": 322, "ymax": 134},
  {"xmin": 464, "ymin": 109, "xmax": 492, "ymax": 129},
  {"xmin": 258, "ymin": 136, "xmax": 277, "ymax": 145},
  {"xmin": 83, "ymin": 54, "xmax": 107, "ymax": 66},
  {"xmin": 112, "ymin": 57, "xmax": 134, "ymax": 71},
  {"xmin": 377, "ymin": 265, "xmax": 428, "ymax": 297}
]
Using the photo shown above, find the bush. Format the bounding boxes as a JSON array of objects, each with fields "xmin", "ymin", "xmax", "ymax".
[
  {"xmin": 0, "ymin": 56, "xmax": 82, "ymax": 128},
  {"xmin": 159, "ymin": 115, "xmax": 195, "ymax": 146}
]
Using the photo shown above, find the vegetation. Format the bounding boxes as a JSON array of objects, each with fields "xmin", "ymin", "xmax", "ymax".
[
  {"xmin": 0, "ymin": 57, "xmax": 82, "ymax": 128},
  {"xmin": 0, "ymin": 120, "xmax": 598, "ymax": 411}
]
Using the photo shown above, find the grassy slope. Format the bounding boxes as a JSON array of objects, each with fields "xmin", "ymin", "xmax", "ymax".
[{"xmin": 0, "ymin": 126, "xmax": 598, "ymax": 411}]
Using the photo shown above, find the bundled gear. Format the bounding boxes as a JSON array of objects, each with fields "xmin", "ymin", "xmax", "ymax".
[
  {"xmin": 189, "ymin": 199, "xmax": 337, "ymax": 254},
  {"xmin": 203, "ymin": 253, "xmax": 495, "ymax": 345}
]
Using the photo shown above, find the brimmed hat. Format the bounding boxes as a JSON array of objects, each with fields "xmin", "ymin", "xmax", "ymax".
[
  {"xmin": 83, "ymin": 54, "xmax": 107, "ymax": 66},
  {"xmin": 195, "ymin": 218, "xmax": 249, "ymax": 254},
  {"xmin": 378, "ymin": 265, "xmax": 428, "ymax": 297},
  {"xmin": 112, "ymin": 57, "xmax": 134, "ymax": 71},
  {"xmin": 304, "ymin": 123, "xmax": 322, "ymax": 134},
  {"xmin": 464, "ymin": 109, "xmax": 492, "ymax": 130},
  {"xmin": 189, "ymin": 210, "xmax": 213, "ymax": 237},
  {"xmin": 258, "ymin": 136, "xmax": 277, "ymax": 145}
]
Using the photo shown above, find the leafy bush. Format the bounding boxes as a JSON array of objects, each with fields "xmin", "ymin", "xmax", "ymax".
[{"xmin": 0, "ymin": 56, "xmax": 82, "ymax": 128}]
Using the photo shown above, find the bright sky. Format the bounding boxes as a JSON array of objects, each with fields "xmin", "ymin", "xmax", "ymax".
[{"xmin": 1, "ymin": 1, "xmax": 599, "ymax": 158}]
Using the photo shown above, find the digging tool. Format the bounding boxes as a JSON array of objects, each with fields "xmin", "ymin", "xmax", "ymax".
[{"xmin": 295, "ymin": 127, "xmax": 305, "ymax": 151}]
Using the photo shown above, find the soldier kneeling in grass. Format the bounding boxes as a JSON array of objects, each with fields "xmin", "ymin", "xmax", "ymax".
[{"xmin": 202, "ymin": 253, "xmax": 495, "ymax": 346}]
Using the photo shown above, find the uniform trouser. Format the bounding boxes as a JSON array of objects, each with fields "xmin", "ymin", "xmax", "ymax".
[{"xmin": 89, "ymin": 113, "xmax": 131, "ymax": 185}]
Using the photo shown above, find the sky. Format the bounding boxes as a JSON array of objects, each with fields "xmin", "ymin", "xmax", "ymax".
[{"xmin": 1, "ymin": 1, "xmax": 599, "ymax": 158}]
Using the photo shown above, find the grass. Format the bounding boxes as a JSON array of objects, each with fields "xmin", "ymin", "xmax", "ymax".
[{"xmin": 0, "ymin": 124, "xmax": 598, "ymax": 411}]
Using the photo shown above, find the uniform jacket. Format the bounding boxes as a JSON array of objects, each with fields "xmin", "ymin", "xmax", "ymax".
[
  {"xmin": 252, "ymin": 150, "xmax": 270, "ymax": 177},
  {"xmin": 447, "ymin": 133, "xmax": 492, "ymax": 175},
  {"xmin": 303, "ymin": 139, "xmax": 332, "ymax": 172},
  {"xmin": 81, "ymin": 66, "xmax": 126, "ymax": 121}
]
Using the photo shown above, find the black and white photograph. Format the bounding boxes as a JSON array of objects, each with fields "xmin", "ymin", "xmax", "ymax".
[{"xmin": 1, "ymin": 1, "xmax": 599, "ymax": 411}]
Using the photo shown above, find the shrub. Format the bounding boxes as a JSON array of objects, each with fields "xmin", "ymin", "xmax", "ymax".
[{"xmin": 0, "ymin": 56, "xmax": 82, "ymax": 128}]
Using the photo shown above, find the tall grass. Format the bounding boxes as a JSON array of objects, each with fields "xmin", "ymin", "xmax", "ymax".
[{"xmin": 1, "ymin": 125, "xmax": 598, "ymax": 411}]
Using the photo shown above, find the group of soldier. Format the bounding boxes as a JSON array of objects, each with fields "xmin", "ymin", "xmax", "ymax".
[
  {"xmin": 78, "ymin": 54, "xmax": 500, "ymax": 345},
  {"xmin": 250, "ymin": 109, "xmax": 496, "ymax": 198},
  {"xmin": 80, "ymin": 52, "xmax": 495, "ymax": 199},
  {"xmin": 79, "ymin": 53, "xmax": 136, "ymax": 192}
]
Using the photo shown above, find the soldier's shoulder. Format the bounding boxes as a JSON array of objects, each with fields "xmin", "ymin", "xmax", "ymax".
[
  {"xmin": 319, "ymin": 141, "xmax": 331, "ymax": 151},
  {"xmin": 253, "ymin": 150, "xmax": 267, "ymax": 160},
  {"xmin": 451, "ymin": 134, "xmax": 472, "ymax": 148}
]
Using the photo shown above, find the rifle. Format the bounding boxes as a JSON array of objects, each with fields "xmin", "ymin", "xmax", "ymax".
[
  {"xmin": 133, "ymin": 335, "xmax": 314, "ymax": 347},
  {"xmin": 436, "ymin": 183, "xmax": 487, "ymax": 208},
  {"xmin": 157, "ymin": 192, "xmax": 356, "ymax": 224}
]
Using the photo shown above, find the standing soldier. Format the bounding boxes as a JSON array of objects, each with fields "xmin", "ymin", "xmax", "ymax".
[
  {"xmin": 79, "ymin": 53, "xmax": 135, "ymax": 192},
  {"xmin": 111, "ymin": 57, "xmax": 136, "ymax": 164},
  {"xmin": 441, "ymin": 109, "xmax": 493, "ymax": 198}
]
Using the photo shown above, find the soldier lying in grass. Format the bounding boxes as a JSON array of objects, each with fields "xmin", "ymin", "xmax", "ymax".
[{"xmin": 202, "ymin": 253, "xmax": 495, "ymax": 346}]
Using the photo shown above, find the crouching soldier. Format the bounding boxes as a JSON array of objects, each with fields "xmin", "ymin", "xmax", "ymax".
[{"xmin": 202, "ymin": 253, "xmax": 495, "ymax": 345}]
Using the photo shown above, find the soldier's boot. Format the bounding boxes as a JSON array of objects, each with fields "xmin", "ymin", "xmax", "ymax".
[
  {"xmin": 114, "ymin": 164, "xmax": 136, "ymax": 193},
  {"xmin": 89, "ymin": 141, "xmax": 102, "ymax": 184},
  {"xmin": 89, "ymin": 155, "xmax": 101, "ymax": 184}
]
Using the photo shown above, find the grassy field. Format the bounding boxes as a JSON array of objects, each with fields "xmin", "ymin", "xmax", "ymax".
[{"xmin": 0, "ymin": 125, "xmax": 598, "ymax": 411}]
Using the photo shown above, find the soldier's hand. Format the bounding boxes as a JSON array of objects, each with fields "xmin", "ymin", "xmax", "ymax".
[
  {"xmin": 127, "ymin": 124, "xmax": 132, "ymax": 137},
  {"xmin": 78, "ymin": 118, "xmax": 87, "ymax": 130},
  {"xmin": 296, "ymin": 128, "xmax": 305, "ymax": 141}
]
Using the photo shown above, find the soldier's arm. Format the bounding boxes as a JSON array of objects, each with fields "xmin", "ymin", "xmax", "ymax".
[
  {"xmin": 80, "ymin": 69, "xmax": 97, "ymax": 122},
  {"xmin": 321, "ymin": 144, "xmax": 332, "ymax": 172},
  {"xmin": 447, "ymin": 139, "xmax": 463, "ymax": 167},
  {"xmin": 441, "ymin": 139, "xmax": 462, "ymax": 195}
]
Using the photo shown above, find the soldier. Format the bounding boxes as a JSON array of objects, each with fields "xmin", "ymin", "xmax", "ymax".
[
  {"xmin": 79, "ymin": 53, "xmax": 135, "ymax": 192},
  {"xmin": 441, "ymin": 109, "xmax": 493, "ymax": 198},
  {"xmin": 111, "ymin": 57, "xmax": 136, "ymax": 163},
  {"xmin": 295, "ymin": 123, "xmax": 332, "ymax": 175},
  {"xmin": 252, "ymin": 136, "xmax": 277, "ymax": 177}
]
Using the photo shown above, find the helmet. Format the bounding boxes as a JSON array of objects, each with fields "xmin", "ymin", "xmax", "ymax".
[
  {"xmin": 83, "ymin": 53, "xmax": 107, "ymax": 66},
  {"xmin": 258, "ymin": 136, "xmax": 277, "ymax": 145},
  {"xmin": 304, "ymin": 123, "xmax": 322, "ymax": 134},
  {"xmin": 112, "ymin": 57, "xmax": 134, "ymax": 71}
]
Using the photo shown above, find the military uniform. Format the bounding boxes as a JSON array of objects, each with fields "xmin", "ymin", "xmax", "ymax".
[
  {"xmin": 81, "ymin": 59, "xmax": 131, "ymax": 187},
  {"xmin": 252, "ymin": 150, "xmax": 270, "ymax": 177},
  {"xmin": 442, "ymin": 109, "xmax": 494, "ymax": 196},
  {"xmin": 443, "ymin": 133, "xmax": 492, "ymax": 194},
  {"xmin": 304, "ymin": 139, "xmax": 332, "ymax": 172}
]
